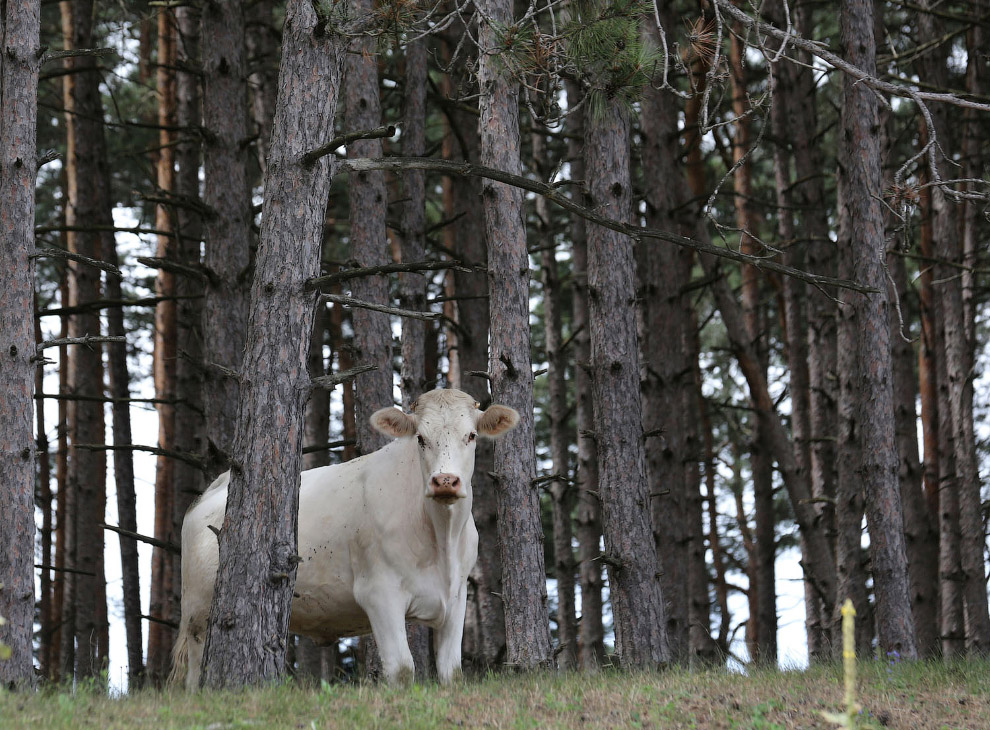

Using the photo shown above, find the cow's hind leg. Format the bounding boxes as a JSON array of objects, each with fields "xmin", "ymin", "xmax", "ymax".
[{"xmin": 355, "ymin": 588, "xmax": 415, "ymax": 685}]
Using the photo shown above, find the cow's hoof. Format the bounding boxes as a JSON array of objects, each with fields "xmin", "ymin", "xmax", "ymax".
[
  {"xmin": 440, "ymin": 667, "xmax": 463, "ymax": 686},
  {"xmin": 394, "ymin": 666, "xmax": 415, "ymax": 687}
]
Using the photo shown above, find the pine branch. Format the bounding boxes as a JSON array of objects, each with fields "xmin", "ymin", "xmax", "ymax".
[
  {"xmin": 32, "ymin": 247, "xmax": 122, "ymax": 276},
  {"xmin": 36, "ymin": 335, "xmax": 125, "ymax": 353},
  {"xmin": 38, "ymin": 295, "xmax": 202, "ymax": 318},
  {"xmin": 311, "ymin": 365, "xmax": 378, "ymax": 391},
  {"xmin": 322, "ymin": 293, "xmax": 441, "ymax": 321},
  {"xmin": 101, "ymin": 524, "xmax": 181, "ymax": 555},
  {"xmin": 75, "ymin": 443, "xmax": 205, "ymax": 470},
  {"xmin": 307, "ymin": 260, "xmax": 470, "ymax": 289},
  {"xmin": 302, "ymin": 439, "xmax": 356, "ymax": 454},
  {"xmin": 301, "ymin": 125, "xmax": 396, "ymax": 166},
  {"xmin": 340, "ymin": 157, "xmax": 876, "ymax": 294},
  {"xmin": 137, "ymin": 257, "xmax": 215, "ymax": 283},
  {"xmin": 40, "ymin": 47, "xmax": 115, "ymax": 65}
]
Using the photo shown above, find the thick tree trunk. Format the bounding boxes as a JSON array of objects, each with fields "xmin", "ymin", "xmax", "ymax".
[
  {"xmin": 148, "ymin": 6, "xmax": 178, "ymax": 684},
  {"xmin": 534, "ymin": 133, "xmax": 578, "ymax": 671},
  {"xmin": 346, "ymin": 0, "xmax": 393, "ymax": 458},
  {"xmin": 60, "ymin": 0, "xmax": 109, "ymax": 681},
  {"xmin": 0, "ymin": 0, "xmax": 41, "ymax": 689},
  {"xmin": 586, "ymin": 101, "xmax": 670, "ymax": 669},
  {"xmin": 199, "ymin": 0, "xmax": 347, "ymax": 688},
  {"xmin": 565, "ymin": 80, "xmax": 605, "ymax": 672},
  {"xmin": 838, "ymin": 0, "xmax": 917, "ymax": 658},
  {"xmin": 201, "ymin": 0, "xmax": 252, "ymax": 482},
  {"xmin": 477, "ymin": 0, "xmax": 552, "ymax": 670}
]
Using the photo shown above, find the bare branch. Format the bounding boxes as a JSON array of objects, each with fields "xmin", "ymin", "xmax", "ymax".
[
  {"xmin": 101, "ymin": 523, "xmax": 181, "ymax": 554},
  {"xmin": 311, "ymin": 365, "xmax": 378, "ymax": 391},
  {"xmin": 341, "ymin": 157, "xmax": 877, "ymax": 293},
  {"xmin": 40, "ymin": 46, "xmax": 115, "ymax": 64},
  {"xmin": 32, "ymin": 247, "xmax": 122, "ymax": 276},
  {"xmin": 75, "ymin": 443, "xmax": 205, "ymax": 470},
  {"xmin": 307, "ymin": 260, "xmax": 471, "ymax": 289},
  {"xmin": 36, "ymin": 335, "xmax": 125, "ymax": 353},
  {"xmin": 301, "ymin": 125, "xmax": 396, "ymax": 167},
  {"xmin": 322, "ymin": 292, "xmax": 442, "ymax": 320}
]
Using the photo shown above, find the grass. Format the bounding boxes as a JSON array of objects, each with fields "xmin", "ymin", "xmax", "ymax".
[{"xmin": 2, "ymin": 659, "xmax": 989, "ymax": 730}]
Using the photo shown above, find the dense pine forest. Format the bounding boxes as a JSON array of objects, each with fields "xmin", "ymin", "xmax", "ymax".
[{"xmin": 1, "ymin": 0, "xmax": 989, "ymax": 693}]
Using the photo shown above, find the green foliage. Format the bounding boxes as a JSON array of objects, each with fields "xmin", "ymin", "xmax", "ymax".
[{"xmin": 562, "ymin": 0, "xmax": 662, "ymax": 117}]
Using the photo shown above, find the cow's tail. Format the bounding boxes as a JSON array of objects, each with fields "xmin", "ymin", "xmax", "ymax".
[{"xmin": 167, "ymin": 616, "xmax": 190, "ymax": 689}]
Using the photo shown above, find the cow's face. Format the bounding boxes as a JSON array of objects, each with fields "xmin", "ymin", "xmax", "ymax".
[{"xmin": 371, "ymin": 389, "xmax": 519, "ymax": 505}]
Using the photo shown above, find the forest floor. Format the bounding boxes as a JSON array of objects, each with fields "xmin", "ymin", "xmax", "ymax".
[{"xmin": 2, "ymin": 658, "xmax": 988, "ymax": 729}]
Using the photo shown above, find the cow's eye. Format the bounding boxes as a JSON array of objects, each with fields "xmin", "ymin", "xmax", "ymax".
[
  {"xmin": 417, "ymin": 434, "xmax": 426, "ymax": 448},
  {"xmin": 468, "ymin": 432, "xmax": 477, "ymax": 442}
]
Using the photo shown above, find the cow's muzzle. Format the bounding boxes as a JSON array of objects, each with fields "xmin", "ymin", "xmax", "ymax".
[{"xmin": 429, "ymin": 473, "xmax": 464, "ymax": 504}]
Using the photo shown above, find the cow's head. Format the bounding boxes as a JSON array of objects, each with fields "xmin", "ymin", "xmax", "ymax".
[{"xmin": 371, "ymin": 389, "xmax": 519, "ymax": 505}]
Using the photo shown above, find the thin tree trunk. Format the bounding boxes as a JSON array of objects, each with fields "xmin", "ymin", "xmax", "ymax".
[
  {"xmin": 586, "ymin": 100, "xmax": 670, "ymax": 669},
  {"xmin": 35, "ymin": 309, "xmax": 55, "ymax": 680},
  {"xmin": 729, "ymin": 26, "xmax": 776, "ymax": 666},
  {"xmin": 245, "ymin": 0, "xmax": 278, "ymax": 178},
  {"xmin": 791, "ymin": 0, "xmax": 838, "ymax": 661},
  {"xmin": 148, "ymin": 5, "xmax": 178, "ymax": 685},
  {"xmin": 0, "ymin": 0, "xmax": 41, "ymax": 689},
  {"xmin": 199, "ymin": 0, "xmax": 348, "ymax": 688},
  {"xmin": 171, "ymin": 4, "xmax": 205, "ymax": 682},
  {"xmin": 398, "ymin": 38, "xmax": 429, "ymax": 407},
  {"xmin": 838, "ymin": 0, "xmax": 918, "ymax": 658},
  {"xmin": 346, "ymin": 0, "xmax": 393, "ymax": 459},
  {"xmin": 443, "ymin": 73, "xmax": 504, "ymax": 672},
  {"xmin": 565, "ymin": 80, "xmax": 604, "ymax": 672},
  {"xmin": 54, "ymin": 274, "xmax": 71, "ymax": 683},
  {"xmin": 60, "ymin": 0, "xmax": 109, "ymax": 681},
  {"xmin": 888, "ymin": 253, "xmax": 939, "ymax": 657},
  {"xmin": 477, "ymin": 0, "xmax": 552, "ymax": 670},
  {"xmin": 201, "ymin": 0, "xmax": 252, "ymax": 482},
  {"xmin": 534, "ymin": 133, "xmax": 577, "ymax": 671}
]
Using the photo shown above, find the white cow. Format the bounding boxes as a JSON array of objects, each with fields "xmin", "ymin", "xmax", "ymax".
[{"xmin": 169, "ymin": 388, "xmax": 518, "ymax": 689}]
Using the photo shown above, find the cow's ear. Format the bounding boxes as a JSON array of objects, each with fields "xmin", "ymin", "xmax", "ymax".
[
  {"xmin": 371, "ymin": 407, "xmax": 418, "ymax": 438},
  {"xmin": 477, "ymin": 405, "xmax": 520, "ymax": 437}
]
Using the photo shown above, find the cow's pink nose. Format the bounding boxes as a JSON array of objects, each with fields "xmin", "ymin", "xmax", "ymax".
[{"xmin": 430, "ymin": 473, "xmax": 462, "ymax": 500}]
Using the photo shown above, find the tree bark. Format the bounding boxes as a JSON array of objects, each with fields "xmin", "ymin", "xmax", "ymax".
[
  {"xmin": 586, "ymin": 100, "xmax": 670, "ymax": 669},
  {"xmin": 565, "ymin": 80, "xmax": 604, "ymax": 672},
  {"xmin": 35, "ymin": 310, "xmax": 55, "ymax": 680},
  {"xmin": 477, "ymin": 0, "xmax": 552, "ymax": 670},
  {"xmin": 148, "ymin": 5, "xmax": 178, "ymax": 684},
  {"xmin": 398, "ymin": 38, "xmax": 429, "ymax": 407},
  {"xmin": 199, "ymin": 0, "xmax": 347, "ymax": 688},
  {"xmin": 60, "ymin": 0, "xmax": 109, "ymax": 681},
  {"xmin": 201, "ymin": 0, "xmax": 252, "ymax": 482},
  {"xmin": 838, "ymin": 0, "xmax": 918, "ymax": 658},
  {"xmin": 346, "ymin": 0, "xmax": 393, "ymax": 459},
  {"xmin": 442, "ymin": 69, "xmax": 504, "ymax": 671},
  {"xmin": 534, "ymin": 133, "xmax": 577, "ymax": 671},
  {"xmin": 0, "ymin": 0, "xmax": 41, "ymax": 689}
]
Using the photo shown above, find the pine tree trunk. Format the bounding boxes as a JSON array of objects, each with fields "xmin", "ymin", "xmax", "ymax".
[
  {"xmin": 35, "ymin": 311, "xmax": 55, "ymax": 680},
  {"xmin": 0, "ymin": 0, "xmax": 41, "ymax": 689},
  {"xmin": 477, "ymin": 0, "xmax": 552, "ymax": 670},
  {"xmin": 148, "ymin": 6, "xmax": 178, "ymax": 684},
  {"xmin": 54, "ymin": 274, "xmax": 71, "ymax": 682},
  {"xmin": 888, "ymin": 252, "xmax": 938, "ymax": 657},
  {"xmin": 534, "ymin": 133, "xmax": 578, "ymax": 671},
  {"xmin": 838, "ymin": 0, "xmax": 918, "ymax": 658},
  {"xmin": 201, "ymin": 0, "xmax": 251, "ymax": 481},
  {"xmin": 346, "ymin": 0, "xmax": 393, "ymax": 458},
  {"xmin": 791, "ymin": 0, "xmax": 838, "ymax": 661},
  {"xmin": 565, "ymin": 80, "xmax": 605, "ymax": 672},
  {"xmin": 443, "ymin": 76, "xmax": 505, "ymax": 671},
  {"xmin": 60, "ymin": 0, "xmax": 109, "ymax": 681},
  {"xmin": 245, "ymin": 0, "xmax": 278, "ymax": 178},
  {"xmin": 398, "ymin": 38, "xmax": 429, "ymax": 406},
  {"xmin": 199, "ymin": 0, "xmax": 348, "ymax": 688},
  {"xmin": 586, "ymin": 101, "xmax": 670, "ymax": 669}
]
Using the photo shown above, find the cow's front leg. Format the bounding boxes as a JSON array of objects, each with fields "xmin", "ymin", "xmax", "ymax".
[
  {"xmin": 355, "ymin": 585, "xmax": 415, "ymax": 685},
  {"xmin": 434, "ymin": 584, "xmax": 468, "ymax": 684}
]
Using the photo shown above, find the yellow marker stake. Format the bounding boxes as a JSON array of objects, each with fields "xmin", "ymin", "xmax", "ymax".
[
  {"xmin": 842, "ymin": 599, "xmax": 857, "ymax": 729},
  {"xmin": 823, "ymin": 598, "xmax": 859, "ymax": 729}
]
